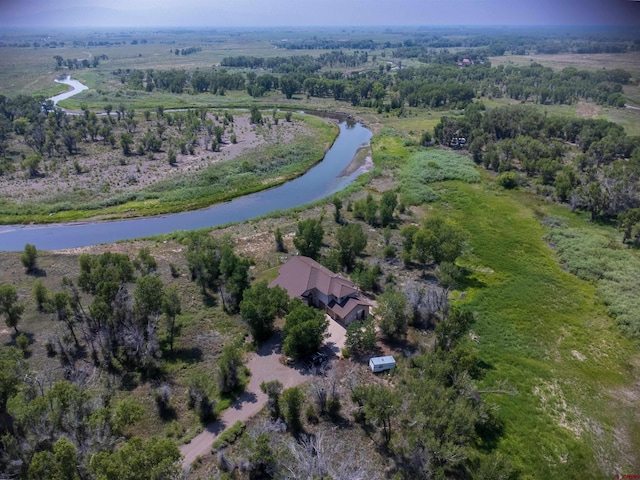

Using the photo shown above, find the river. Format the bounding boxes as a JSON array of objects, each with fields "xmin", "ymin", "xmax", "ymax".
[
  {"xmin": 0, "ymin": 121, "xmax": 373, "ymax": 251},
  {"xmin": 49, "ymin": 76, "xmax": 89, "ymax": 106}
]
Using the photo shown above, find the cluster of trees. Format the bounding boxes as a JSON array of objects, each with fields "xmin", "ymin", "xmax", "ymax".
[
  {"xmin": 0, "ymin": 91, "xmax": 240, "ymax": 187},
  {"xmin": 118, "ymin": 67, "xmax": 245, "ymax": 94},
  {"xmin": 273, "ymin": 27, "xmax": 638, "ymax": 57},
  {"xmin": 183, "ymin": 231, "xmax": 251, "ymax": 313},
  {"xmin": 239, "ymin": 280, "xmax": 328, "ymax": 359},
  {"xmin": 52, "ymin": 54, "xmax": 107, "ymax": 70},
  {"xmin": 396, "ymin": 62, "xmax": 630, "ymax": 108},
  {"xmin": 0, "ymin": 345, "xmax": 181, "ymax": 479},
  {"xmin": 223, "ymin": 50, "xmax": 370, "ymax": 71},
  {"xmin": 112, "ymin": 47, "xmax": 632, "ymax": 115},
  {"xmin": 436, "ymin": 103, "xmax": 640, "ymax": 221},
  {"xmin": 224, "ymin": 300, "xmax": 508, "ymax": 479},
  {"xmin": 0, "ymin": 245, "xmax": 191, "ymax": 478},
  {"xmin": 173, "ymin": 46, "xmax": 201, "ymax": 56}
]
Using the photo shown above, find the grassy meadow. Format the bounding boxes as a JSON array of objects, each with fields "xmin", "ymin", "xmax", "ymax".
[{"xmin": 439, "ymin": 179, "xmax": 640, "ymax": 478}]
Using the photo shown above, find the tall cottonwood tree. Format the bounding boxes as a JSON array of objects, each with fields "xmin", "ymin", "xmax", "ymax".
[
  {"xmin": 293, "ymin": 219, "xmax": 324, "ymax": 259},
  {"xmin": 0, "ymin": 284, "xmax": 24, "ymax": 334}
]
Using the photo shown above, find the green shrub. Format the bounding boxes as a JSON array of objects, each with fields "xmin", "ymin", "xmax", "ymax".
[
  {"xmin": 211, "ymin": 421, "xmax": 245, "ymax": 451},
  {"xmin": 496, "ymin": 171, "xmax": 518, "ymax": 189},
  {"xmin": 16, "ymin": 333, "xmax": 29, "ymax": 353}
]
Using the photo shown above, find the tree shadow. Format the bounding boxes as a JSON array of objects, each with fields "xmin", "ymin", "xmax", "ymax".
[
  {"xmin": 119, "ymin": 371, "xmax": 139, "ymax": 391},
  {"xmin": 475, "ymin": 409, "xmax": 505, "ymax": 452},
  {"xmin": 231, "ymin": 390, "xmax": 258, "ymax": 410},
  {"xmin": 166, "ymin": 346, "xmax": 203, "ymax": 364},
  {"xmin": 26, "ymin": 267, "xmax": 47, "ymax": 278},
  {"xmin": 202, "ymin": 291, "xmax": 217, "ymax": 308},
  {"xmin": 457, "ymin": 273, "xmax": 485, "ymax": 291}
]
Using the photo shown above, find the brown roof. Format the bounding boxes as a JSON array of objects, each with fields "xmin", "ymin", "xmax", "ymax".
[
  {"xmin": 269, "ymin": 256, "xmax": 358, "ymax": 300},
  {"xmin": 330, "ymin": 296, "xmax": 372, "ymax": 319}
]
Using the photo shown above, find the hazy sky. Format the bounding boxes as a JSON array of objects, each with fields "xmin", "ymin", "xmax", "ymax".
[{"xmin": 1, "ymin": 0, "xmax": 639, "ymax": 27}]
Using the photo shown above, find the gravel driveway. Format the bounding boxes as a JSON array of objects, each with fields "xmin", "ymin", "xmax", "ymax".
[
  {"xmin": 180, "ymin": 334, "xmax": 308, "ymax": 468},
  {"xmin": 180, "ymin": 317, "xmax": 347, "ymax": 468}
]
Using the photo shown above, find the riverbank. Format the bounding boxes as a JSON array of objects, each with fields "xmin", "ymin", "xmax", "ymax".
[
  {"xmin": 0, "ymin": 111, "xmax": 337, "ymax": 223},
  {"xmin": 0, "ymin": 122, "xmax": 371, "ymax": 251}
]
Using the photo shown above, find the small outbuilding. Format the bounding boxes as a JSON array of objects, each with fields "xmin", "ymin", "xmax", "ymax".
[{"xmin": 369, "ymin": 356, "xmax": 396, "ymax": 373}]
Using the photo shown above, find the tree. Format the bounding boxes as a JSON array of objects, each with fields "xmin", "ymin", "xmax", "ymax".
[
  {"xmin": 23, "ymin": 154, "xmax": 42, "ymax": 178},
  {"xmin": 619, "ymin": 207, "xmax": 640, "ymax": 247},
  {"xmin": 218, "ymin": 344, "xmax": 244, "ymax": 395},
  {"xmin": 435, "ymin": 262, "xmax": 464, "ymax": 290},
  {"xmin": 413, "ymin": 217, "xmax": 465, "ymax": 269},
  {"xmin": 376, "ymin": 287, "xmax": 408, "ymax": 341},
  {"xmin": 33, "ymin": 279, "xmax": 51, "ymax": 312},
  {"xmin": 167, "ymin": 148, "xmax": 177, "ymax": 166},
  {"xmin": 345, "ymin": 317, "xmax": 377, "ymax": 355},
  {"xmin": 29, "ymin": 437, "xmax": 80, "ymax": 480},
  {"xmin": 352, "ymin": 385, "xmax": 399, "ymax": 446},
  {"xmin": 162, "ymin": 286, "xmax": 181, "ymax": 352},
  {"xmin": 133, "ymin": 274, "xmax": 164, "ymax": 321},
  {"xmin": 281, "ymin": 386, "xmax": 305, "ymax": 434},
  {"xmin": 89, "ymin": 436, "xmax": 181, "ymax": 480},
  {"xmin": 379, "ymin": 191, "xmax": 398, "ymax": 227},
  {"xmin": 282, "ymin": 298, "xmax": 329, "ymax": 359},
  {"xmin": 134, "ymin": 247, "xmax": 157, "ymax": 275},
  {"xmin": 184, "ymin": 232, "xmax": 221, "ymax": 295},
  {"xmin": 280, "ymin": 76, "xmax": 301, "ymax": 100},
  {"xmin": 53, "ymin": 290, "xmax": 80, "ymax": 346},
  {"xmin": 435, "ymin": 307, "xmax": 475, "ymax": 353},
  {"xmin": 219, "ymin": 247, "xmax": 251, "ymax": 313},
  {"xmin": 0, "ymin": 284, "xmax": 24, "ymax": 334},
  {"xmin": 332, "ymin": 196, "xmax": 343, "ymax": 223},
  {"xmin": 274, "ymin": 227, "xmax": 285, "ymax": 252},
  {"xmin": 240, "ymin": 280, "xmax": 289, "ymax": 342},
  {"xmin": 293, "ymin": 219, "xmax": 324, "ymax": 259},
  {"xmin": 250, "ymin": 105, "xmax": 262, "ymax": 124},
  {"xmin": 0, "ymin": 346, "xmax": 23, "ymax": 422},
  {"xmin": 336, "ymin": 223, "xmax": 368, "ymax": 271},
  {"xmin": 120, "ymin": 132, "xmax": 133, "ymax": 155},
  {"xmin": 260, "ymin": 379, "xmax": 283, "ymax": 419}
]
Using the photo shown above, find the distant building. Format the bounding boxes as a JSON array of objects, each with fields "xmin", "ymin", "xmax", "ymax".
[
  {"xmin": 457, "ymin": 58, "xmax": 473, "ymax": 67},
  {"xmin": 269, "ymin": 256, "xmax": 372, "ymax": 325}
]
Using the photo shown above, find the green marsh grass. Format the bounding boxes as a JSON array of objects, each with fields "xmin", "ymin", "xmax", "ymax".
[
  {"xmin": 399, "ymin": 149, "xmax": 479, "ymax": 205},
  {"xmin": 442, "ymin": 181, "xmax": 640, "ymax": 479}
]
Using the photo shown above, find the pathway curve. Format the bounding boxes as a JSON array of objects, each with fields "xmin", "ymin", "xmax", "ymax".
[{"xmin": 179, "ymin": 335, "xmax": 309, "ymax": 468}]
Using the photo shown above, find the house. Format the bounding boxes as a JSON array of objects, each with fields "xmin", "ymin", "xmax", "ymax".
[{"xmin": 269, "ymin": 256, "xmax": 372, "ymax": 325}]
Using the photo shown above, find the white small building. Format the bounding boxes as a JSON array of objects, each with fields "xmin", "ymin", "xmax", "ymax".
[{"xmin": 369, "ymin": 356, "xmax": 396, "ymax": 373}]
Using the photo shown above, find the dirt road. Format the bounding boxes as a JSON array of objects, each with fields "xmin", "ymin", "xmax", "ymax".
[{"xmin": 179, "ymin": 335, "xmax": 309, "ymax": 468}]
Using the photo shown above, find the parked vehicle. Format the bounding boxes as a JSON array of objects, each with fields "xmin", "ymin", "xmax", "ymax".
[
  {"xmin": 310, "ymin": 352, "xmax": 327, "ymax": 365},
  {"xmin": 369, "ymin": 356, "xmax": 396, "ymax": 373}
]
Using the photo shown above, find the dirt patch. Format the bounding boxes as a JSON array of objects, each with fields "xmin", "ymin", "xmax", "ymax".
[{"xmin": 576, "ymin": 101, "xmax": 600, "ymax": 119}]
